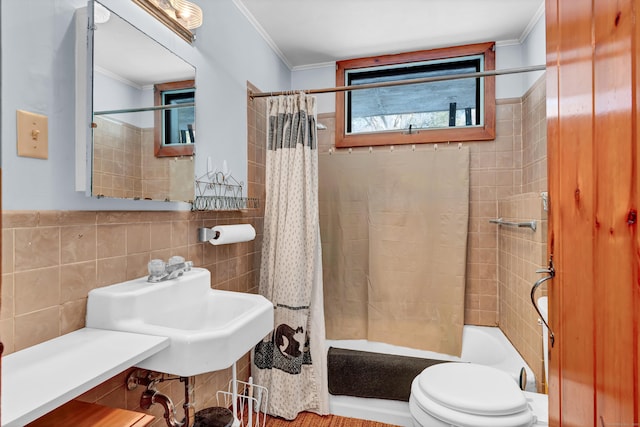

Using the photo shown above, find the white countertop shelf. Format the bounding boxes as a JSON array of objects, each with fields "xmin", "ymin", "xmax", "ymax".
[{"xmin": 2, "ymin": 327, "xmax": 169, "ymax": 427}]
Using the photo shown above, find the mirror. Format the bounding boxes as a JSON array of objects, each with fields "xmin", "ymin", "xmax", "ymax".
[{"xmin": 91, "ymin": 1, "xmax": 196, "ymax": 202}]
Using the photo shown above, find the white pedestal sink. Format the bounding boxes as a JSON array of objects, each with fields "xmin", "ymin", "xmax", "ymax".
[{"xmin": 86, "ymin": 268, "xmax": 274, "ymax": 376}]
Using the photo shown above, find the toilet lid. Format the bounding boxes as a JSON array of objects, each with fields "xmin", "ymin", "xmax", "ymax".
[{"xmin": 415, "ymin": 363, "xmax": 529, "ymax": 416}]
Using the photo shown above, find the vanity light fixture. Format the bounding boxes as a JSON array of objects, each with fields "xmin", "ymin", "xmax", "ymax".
[{"xmin": 132, "ymin": 0, "xmax": 203, "ymax": 44}]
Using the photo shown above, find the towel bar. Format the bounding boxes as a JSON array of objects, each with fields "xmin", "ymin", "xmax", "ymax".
[{"xmin": 489, "ymin": 218, "xmax": 537, "ymax": 231}]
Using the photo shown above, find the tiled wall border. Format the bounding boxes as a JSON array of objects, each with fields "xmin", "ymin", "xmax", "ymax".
[{"xmin": 0, "ymin": 85, "xmax": 267, "ymax": 425}]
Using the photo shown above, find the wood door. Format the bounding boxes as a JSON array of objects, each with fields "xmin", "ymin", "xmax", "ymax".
[{"xmin": 546, "ymin": 0, "xmax": 640, "ymax": 426}]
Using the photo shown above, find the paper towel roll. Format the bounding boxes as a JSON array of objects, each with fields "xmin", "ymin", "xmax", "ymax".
[{"xmin": 209, "ymin": 224, "xmax": 256, "ymax": 246}]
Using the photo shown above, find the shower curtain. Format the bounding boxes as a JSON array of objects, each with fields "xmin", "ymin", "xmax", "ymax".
[
  {"xmin": 252, "ymin": 94, "xmax": 328, "ymax": 419},
  {"xmin": 319, "ymin": 148, "xmax": 469, "ymax": 356}
]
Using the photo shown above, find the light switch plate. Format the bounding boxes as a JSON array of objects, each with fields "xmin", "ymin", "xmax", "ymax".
[{"xmin": 17, "ymin": 110, "xmax": 48, "ymax": 159}]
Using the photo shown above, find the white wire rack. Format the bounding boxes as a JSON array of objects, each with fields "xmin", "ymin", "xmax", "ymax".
[
  {"xmin": 216, "ymin": 378, "xmax": 268, "ymax": 427},
  {"xmin": 192, "ymin": 172, "xmax": 259, "ymax": 211}
]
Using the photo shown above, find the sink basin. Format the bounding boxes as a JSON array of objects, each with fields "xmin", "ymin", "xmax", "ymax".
[{"xmin": 86, "ymin": 268, "xmax": 274, "ymax": 376}]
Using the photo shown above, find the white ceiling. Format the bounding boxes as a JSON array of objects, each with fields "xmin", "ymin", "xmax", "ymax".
[
  {"xmin": 233, "ymin": 0, "xmax": 545, "ymax": 69},
  {"xmin": 95, "ymin": 0, "xmax": 544, "ymax": 85}
]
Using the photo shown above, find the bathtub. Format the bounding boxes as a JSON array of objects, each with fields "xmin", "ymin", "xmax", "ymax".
[{"xmin": 326, "ymin": 325, "xmax": 535, "ymax": 427}]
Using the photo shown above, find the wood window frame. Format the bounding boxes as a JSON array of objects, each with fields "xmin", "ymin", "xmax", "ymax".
[
  {"xmin": 154, "ymin": 79, "xmax": 195, "ymax": 157},
  {"xmin": 335, "ymin": 42, "xmax": 496, "ymax": 148}
]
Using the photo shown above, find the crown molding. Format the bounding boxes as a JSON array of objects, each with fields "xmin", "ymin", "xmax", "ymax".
[{"xmin": 231, "ymin": 0, "xmax": 293, "ymax": 70}]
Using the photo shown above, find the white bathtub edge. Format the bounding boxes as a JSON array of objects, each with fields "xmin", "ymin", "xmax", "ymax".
[{"xmin": 329, "ymin": 395, "xmax": 413, "ymax": 427}]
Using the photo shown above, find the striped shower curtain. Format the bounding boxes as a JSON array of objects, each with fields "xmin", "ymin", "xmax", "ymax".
[{"xmin": 252, "ymin": 93, "xmax": 329, "ymax": 419}]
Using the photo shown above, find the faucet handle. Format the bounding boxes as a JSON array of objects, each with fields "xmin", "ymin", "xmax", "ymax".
[
  {"xmin": 168, "ymin": 256, "xmax": 185, "ymax": 265},
  {"xmin": 147, "ymin": 257, "xmax": 192, "ymax": 282},
  {"xmin": 148, "ymin": 259, "xmax": 166, "ymax": 276}
]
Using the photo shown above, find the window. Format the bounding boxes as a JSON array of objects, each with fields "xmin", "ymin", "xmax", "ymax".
[
  {"xmin": 154, "ymin": 80, "xmax": 195, "ymax": 157},
  {"xmin": 336, "ymin": 42, "xmax": 495, "ymax": 148}
]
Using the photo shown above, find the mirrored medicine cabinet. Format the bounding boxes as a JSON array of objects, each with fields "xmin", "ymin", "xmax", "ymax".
[{"xmin": 86, "ymin": 1, "xmax": 196, "ymax": 202}]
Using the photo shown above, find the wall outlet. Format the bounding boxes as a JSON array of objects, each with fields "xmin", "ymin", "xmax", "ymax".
[{"xmin": 17, "ymin": 110, "xmax": 48, "ymax": 159}]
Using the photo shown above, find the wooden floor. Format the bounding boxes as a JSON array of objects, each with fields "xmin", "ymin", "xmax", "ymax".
[{"xmin": 257, "ymin": 411, "xmax": 399, "ymax": 427}]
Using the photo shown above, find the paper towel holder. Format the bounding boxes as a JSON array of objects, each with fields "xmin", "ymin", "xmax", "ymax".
[{"xmin": 198, "ymin": 228, "xmax": 220, "ymax": 242}]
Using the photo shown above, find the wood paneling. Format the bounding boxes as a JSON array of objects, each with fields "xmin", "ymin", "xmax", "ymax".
[
  {"xmin": 547, "ymin": 0, "xmax": 640, "ymax": 425},
  {"xmin": 636, "ymin": 1, "xmax": 640, "ymax": 421},
  {"xmin": 545, "ymin": 0, "xmax": 560, "ymax": 424},
  {"xmin": 593, "ymin": 1, "xmax": 636, "ymax": 425},
  {"xmin": 558, "ymin": 0, "xmax": 597, "ymax": 424}
]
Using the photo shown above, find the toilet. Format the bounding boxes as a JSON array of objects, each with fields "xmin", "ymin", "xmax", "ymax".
[
  {"xmin": 409, "ymin": 362, "xmax": 548, "ymax": 426},
  {"xmin": 409, "ymin": 297, "xmax": 549, "ymax": 427}
]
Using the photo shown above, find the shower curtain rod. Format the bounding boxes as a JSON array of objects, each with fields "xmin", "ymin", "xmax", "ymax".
[
  {"xmin": 248, "ymin": 64, "xmax": 546, "ymax": 99},
  {"xmin": 94, "ymin": 102, "xmax": 195, "ymax": 116}
]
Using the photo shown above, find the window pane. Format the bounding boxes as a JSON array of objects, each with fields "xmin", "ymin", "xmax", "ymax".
[
  {"xmin": 346, "ymin": 58, "xmax": 482, "ymax": 134},
  {"xmin": 162, "ymin": 89, "xmax": 195, "ymax": 144}
]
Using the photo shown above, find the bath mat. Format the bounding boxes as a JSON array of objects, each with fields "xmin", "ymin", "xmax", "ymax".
[{"xmin": 327, "ymin": 347, "xmax": 449, "ymax": 401}]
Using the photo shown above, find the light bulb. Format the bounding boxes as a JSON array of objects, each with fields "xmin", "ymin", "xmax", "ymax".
[{"xmin": 168, "ymin": 0, "xmax": 203, "ymax": 29}]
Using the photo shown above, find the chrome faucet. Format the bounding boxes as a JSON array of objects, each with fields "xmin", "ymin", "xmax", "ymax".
[{"xmin": 147, "ymin": 256, "xmax": 193, "ymax": 282}]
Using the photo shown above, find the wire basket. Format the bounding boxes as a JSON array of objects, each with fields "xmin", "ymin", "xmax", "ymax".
[
  {"xmin": 192, "ymin": 172, "xmax": 259, "ymax": 211},
  {"xmin": 216, "ymin": 379, "xmax": 268, "ymax": 427}
]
